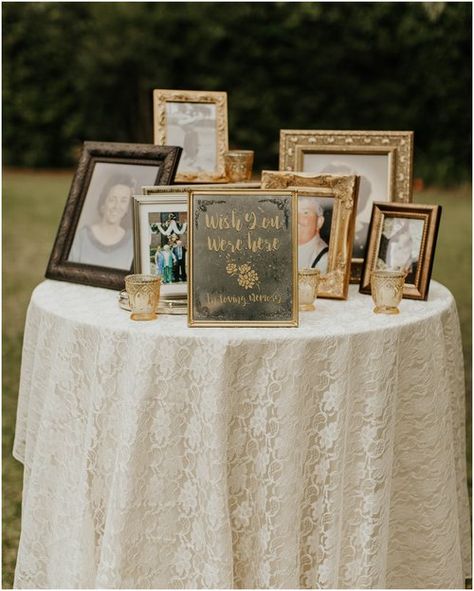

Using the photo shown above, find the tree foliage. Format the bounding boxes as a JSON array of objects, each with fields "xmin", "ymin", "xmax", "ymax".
[{"xmin": 3, "ymin": 2, "xmax": 471, "ymax": 184}]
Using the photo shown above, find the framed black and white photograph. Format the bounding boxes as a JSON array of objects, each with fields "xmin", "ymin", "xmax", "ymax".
[
  {"xmin": 45, "ymin": 142, "xmax": 182, "ymax": 290},
  {"xmin": 133, "ymin": 191, "xmax": 188, "ymax": 299},
  {"xmin": 360, "ymin": 202, "xmax": 442, "ymax": 300},
  {"xmin": 153, "ymin": 89, "xmax": 228, "ymax": 183},
  {"xmin": 279, "ymin": 130, "xmax": 414, "ymax": 281}
]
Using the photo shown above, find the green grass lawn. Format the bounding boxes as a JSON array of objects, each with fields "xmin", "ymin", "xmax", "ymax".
[{"xmin": 2, "ymin": 170, "xmax": 471, "ymax": 588}]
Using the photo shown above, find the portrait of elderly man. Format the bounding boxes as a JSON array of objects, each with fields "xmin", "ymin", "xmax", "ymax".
[{"xmin": 297, "ymin": 196, "xmax": 329, "ymax": 273}]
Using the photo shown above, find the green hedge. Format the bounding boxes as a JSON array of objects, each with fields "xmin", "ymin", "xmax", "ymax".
[{"xmin": 3, "ymin": 2, "xmax": 471, "ymax": 184}]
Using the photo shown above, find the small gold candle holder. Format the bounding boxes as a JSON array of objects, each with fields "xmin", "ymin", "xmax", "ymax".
[
  {"xmin": 370, "ymin": 269, "xmax": 406, "ymax": 314},
  {"xmin": 125, "ymin": 274, "xmax": 161, "ymax": 321},
  {"xmin": 224, "ymin": 150, "xmax": 254, "ymax": 182},
  {"xmin": 298, "ymin": 268, "xmax": 320, "ymax": 311}
]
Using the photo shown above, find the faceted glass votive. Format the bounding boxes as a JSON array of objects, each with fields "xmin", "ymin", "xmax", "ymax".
[
  {"xmin": 224, "ymin": 150, "xmax": 254, "ymax": 182},
  {"xmin": 125, "ymin": 274, "xmax": 161, "ymax": 321},
  {"xmin": 298, "ymin": 268, "xmax": 320, "ymax": 311},
  {"xmin": 370, "ymin": 269, "xmax": 406, "ymax": 315}
]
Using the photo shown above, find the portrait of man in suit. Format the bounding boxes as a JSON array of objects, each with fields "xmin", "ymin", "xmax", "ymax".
[{"xmin": 297, "ymin": 196, "xmax": 329, "ymax": 273}]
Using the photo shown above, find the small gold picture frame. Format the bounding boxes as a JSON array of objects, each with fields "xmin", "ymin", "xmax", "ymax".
[
  {"xmin": 359, "ymin": 202, "xmax": 442, "ymax": 300},
  {"xmin": 261, "ymin": 171, "xmax": 359, "ymax": 299},
  {"xmin": 153, "ymin": 89, "xmax": 228, "ymax": 183},
  {"xmin": 279, "ymin": 129, "xmax": 414, "ymax": 282}
]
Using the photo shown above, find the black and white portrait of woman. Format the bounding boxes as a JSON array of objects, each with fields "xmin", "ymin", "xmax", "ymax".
[{"xmin": 68, "ymin": 162, "xmax": 159, "ymax": 269}]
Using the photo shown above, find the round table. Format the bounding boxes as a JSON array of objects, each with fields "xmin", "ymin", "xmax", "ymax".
[{"xmin": 13, "ymin": 280, "xmax": 470, "ymax": 589}]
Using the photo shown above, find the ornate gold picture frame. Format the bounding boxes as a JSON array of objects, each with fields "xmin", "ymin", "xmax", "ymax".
[
  {"xmin": 360, "ymin": 202, "xmax": 441, "ymax": 300},
  {"xmin": 153, "ymin": 89, "xmax": 228, "ymax": 183},
  {"xmin": 279, "ymin": 130, "xmax": 414, "ymax": 282},
  {"xmin": 188, "ymin": 189, "xmax": 299, "ymax": 327},
  {"xmin": 261, "ymin": 171, "xmax": 359, "ymax": 299}
]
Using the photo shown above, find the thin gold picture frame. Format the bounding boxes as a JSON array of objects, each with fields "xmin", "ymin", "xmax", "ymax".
[
  {"xmin": 141, "ymin": 182, "xmax": 261, "ymax": 195},
  {"xmin": 188, "ymin": 189, "xmax": 299, "ymax": 327},
  {"xmin": 153, "ymin": 89, "xmax": 228, "ymax": 183},
  {"xmin": 279, "ymin": 129, "xmax": 414, "ymax": 282},
  {"xmin": 261, "ymin": 171, "xmax": 359, "ymax": 299},
  {"xmin": 359, "ymin": 202, "xmax": 442, "ymax": 300}
]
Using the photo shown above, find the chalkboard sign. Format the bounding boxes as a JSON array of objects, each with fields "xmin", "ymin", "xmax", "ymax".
[{"xmin": 188, "ymin": 190, "xmax": 298, "ymax": 327}]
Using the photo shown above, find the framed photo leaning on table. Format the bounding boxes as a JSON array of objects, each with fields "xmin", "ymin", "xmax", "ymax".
[
  {"xmin": 45, "ymin": 142, "xmax": 182, "ymax": 290},
  {"xmin": 279, "ymin": 130, "xmax": 414, "ymax": 281},
  {"xmin": 153, "ymin": 89, "xmax": 228, "ymax": 183},
  {"xmin": 261, "ymin": 171, "xmax": 359, "ymax": 299},
  {"xmin": 133, "ymin": 191, "xmax": 189, "ymax": 299},
  {"xmin": 360, "ymin": 202, "xmax": 442, "ymax": 300}
]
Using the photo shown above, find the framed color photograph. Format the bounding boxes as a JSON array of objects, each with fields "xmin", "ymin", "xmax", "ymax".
[
  {"xmin": 133, "ymin": 192, "xmax": 188, "ymax": 299},
  {"xmin": 153, "ymin": 89, "xmax": 228, "ymax": 183},
  {"xmin": 261, "ymin": 171, "xmax": 359, "ymax": 299},
  {"xmin": 188, "ymin": 189, "xmax": 298, "ymax": 327},
  {"xmin": 279, "ymin": 130, "xmax": 414, "ymax": 281},
  {"xmin": 360, "ymin": 202, "xmax": 442, "ymax": 300},
  {"xmin": 45, "ymin": 142, "xmax": 182, "ymax": 290}
]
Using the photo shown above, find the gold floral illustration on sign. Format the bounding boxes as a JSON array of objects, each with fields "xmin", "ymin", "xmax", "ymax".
[{"xmin": 226, "ymin": 261, "xmax": 260, "ymax": 290}]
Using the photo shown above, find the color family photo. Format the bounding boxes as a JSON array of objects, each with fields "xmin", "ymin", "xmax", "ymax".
[{"xmin": 148, "ymin": 211, "xmax": 188, "ymax": 284}]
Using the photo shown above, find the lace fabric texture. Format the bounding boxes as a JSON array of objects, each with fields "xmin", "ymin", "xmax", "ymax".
[{"xmin": 13, "ymin": 280, "xmax": 470, "ymax": 589}]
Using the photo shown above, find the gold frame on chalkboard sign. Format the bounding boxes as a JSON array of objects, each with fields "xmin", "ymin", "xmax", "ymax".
[{"xmin": 188, "ymin": 189, "xmax": 299, "ymax": 328}]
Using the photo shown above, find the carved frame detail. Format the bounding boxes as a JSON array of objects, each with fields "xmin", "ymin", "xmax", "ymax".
[
  {"xmin": 45, "ymin": 141, "xmax": 182, "ymax": 291},
  {"xmin": 279, "ymin": 130, "xmax": 414, "ymax": 282},
  {"xmin": 153, "ymin": 89, "xmax": 228, "ymax": 183}
]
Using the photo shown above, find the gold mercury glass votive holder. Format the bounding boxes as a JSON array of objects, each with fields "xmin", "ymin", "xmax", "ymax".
[
  {"xmin": 298, "ymin": 268, "xmax": 320, "ymax": 311},
  {"xmin": 224, "ymin": 150, "xmax": 254, "ymax": 182},
  {"xmin": 370, "ymin": 269, "xmax": 406, "ymax": 315},
  {"xmin": 125, "ymin": 274, "xmax": 161, "ymax": 321}
]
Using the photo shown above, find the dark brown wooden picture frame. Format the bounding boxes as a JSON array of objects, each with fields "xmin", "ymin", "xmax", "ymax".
[
  {"xmin": 359, "ymin": 202, "xmax": 442, "ymax": 300},
  {"xmin": 45, "ymin": 142, "xmax": 182, "ymax": 290}
]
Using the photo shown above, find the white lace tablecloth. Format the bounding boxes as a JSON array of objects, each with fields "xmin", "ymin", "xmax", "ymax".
[{"xmin": 13, "ymin": 280, "xmax": 470, "ymax": 589}]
